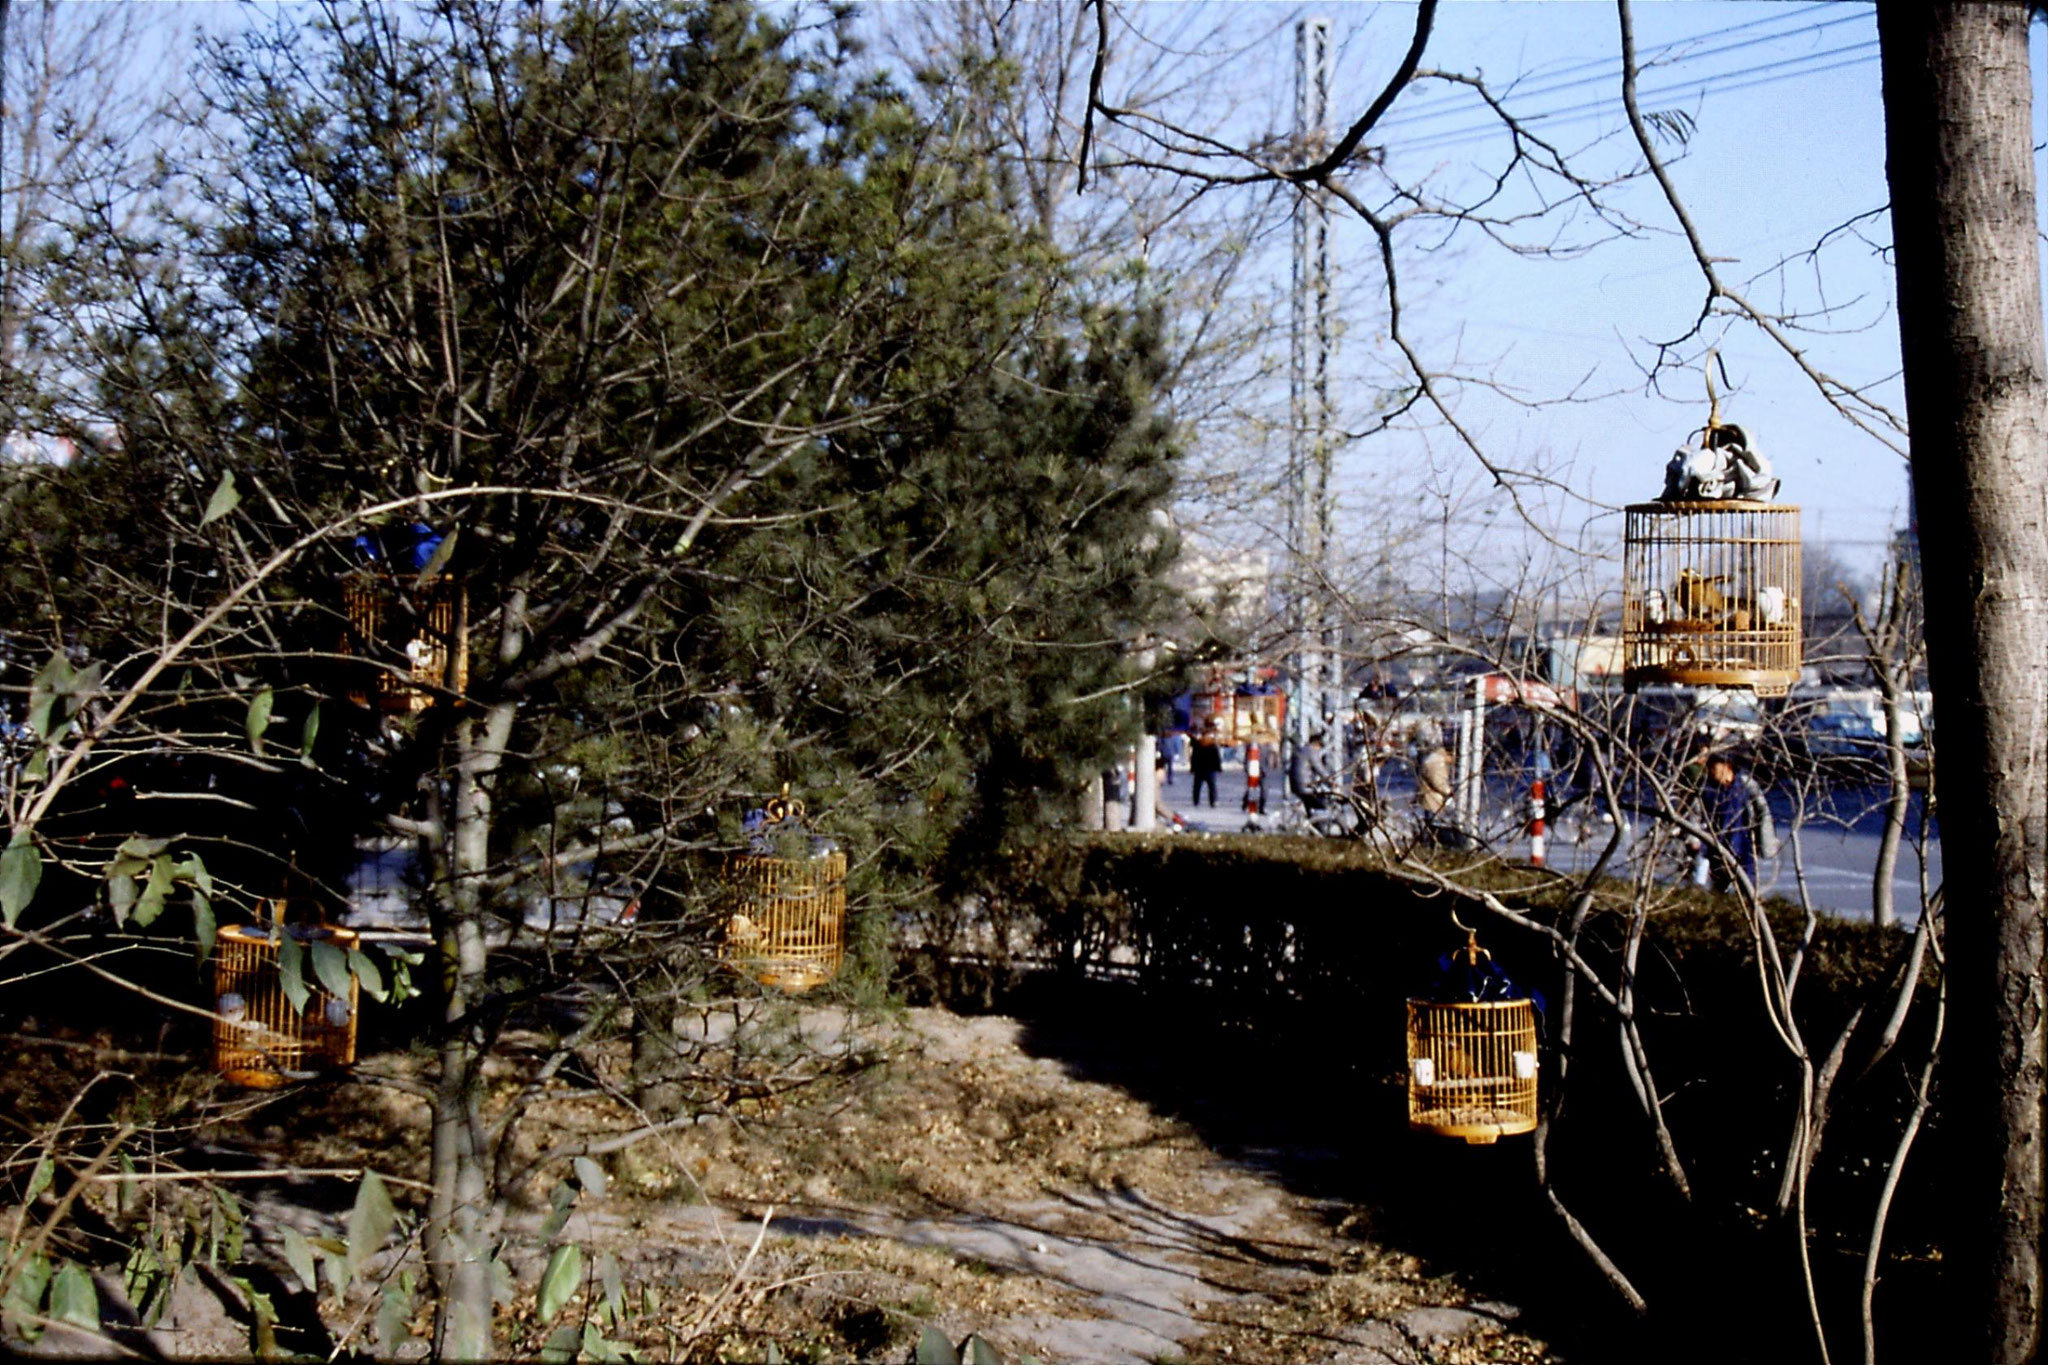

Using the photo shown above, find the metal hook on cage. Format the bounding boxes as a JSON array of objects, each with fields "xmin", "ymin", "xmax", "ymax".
[
  {"xmin": 762, "ymin": 782, "xmax": 806, "ymax": 827},
  {"xmin": 1445, "ymin": 907, "xmax": 1491, "ymax": 963}
]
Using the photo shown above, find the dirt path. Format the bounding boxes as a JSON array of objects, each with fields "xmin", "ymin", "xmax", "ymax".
[
  {"xmin": 14, "ymin": 1003, "xmax": 1566, "ymax": 1362},
  {"xmin": 541, "ymin": 1007, "xmax": 1559, "ymax": 1364}
]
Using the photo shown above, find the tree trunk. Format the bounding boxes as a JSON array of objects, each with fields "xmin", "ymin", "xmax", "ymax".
[
  {"xmin": 1879, "ymin": 6, "xmax": 2048, "ymax": 1358},
  {"xmin": 1869, "ymin": 558, "xmax": 1914, "ymax": 930},
  {"xmin": 425, "ymin": 701, "xmax": 517, "ymax": 1360}
]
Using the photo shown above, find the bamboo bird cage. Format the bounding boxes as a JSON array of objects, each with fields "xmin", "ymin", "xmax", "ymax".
[
  {"xmin": 340, "ymin": 574, "xmax": 469, "ymax": 712},
  {"xmin": 1407, "ymin": 933, "xmax": 1539, "ymax": 1145},
  {"xmin": 1622, "ymin": 501, "xmax": 1801, "ymax": 696},
  {"xmin": 212, "ymin": 905, "xmax": 360, "ymax": 1088},
  {"xmin": 722, "ymin": 790, "xmax": 846, "ymax": 993}
]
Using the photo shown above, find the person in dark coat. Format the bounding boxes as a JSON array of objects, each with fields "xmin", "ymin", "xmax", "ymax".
[
  {"xmin": 1703, "ymin": 753, "xmax": 1773, "ymax": 892},
  {"xmin": 1189, "ymin": 721, "xmax": 1223, "ymax": 807}
]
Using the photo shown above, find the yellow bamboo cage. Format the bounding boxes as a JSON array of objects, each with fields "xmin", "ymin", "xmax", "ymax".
[
  {"xmin": 1406, "ymin": 997, "xmax": 1540, "ymax": 1145},
  {"xmin": 1622, "ymin": 501, "xmax": 1802, "ymax": 697},
  {"xmin": 340, "ymin": 574, "xmax": 469, "ymax": 712},
  {"xmin": 723, "ymin": 847, "xmax": 847, "ymax": 993},
  {"xmin": 212, "ymin": 910, "xmax": 360, "ymax": 1088}
]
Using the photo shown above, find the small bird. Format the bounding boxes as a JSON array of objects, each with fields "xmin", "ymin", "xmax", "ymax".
[{"xmin": 1675, "ymin": 569, "xmax": 1731, "ymax": 624}]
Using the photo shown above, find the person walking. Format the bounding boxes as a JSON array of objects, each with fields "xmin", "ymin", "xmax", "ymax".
[
  {"xmin": 1189, "ymin": 721, "xmax": 1223, "ymax": 808},
  {"xmin": 1290, "ymin": 732, "xmax": 1335, "ymax": 814},
  {"xmin": 1417, "ymin": 739, "xmax": 1455, "ymax": 844},
  {"xmin": 1702, "ymin": 752, "xmax": 1775, "ymax": 892}
]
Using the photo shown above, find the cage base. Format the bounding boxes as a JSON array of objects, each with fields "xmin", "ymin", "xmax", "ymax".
[
  {"xmin": 216, "ymin": 1062, "xmax": 324, "ymax": 1089},
  {"xmin": 729, "ymin": 955, "xmax": 841, "ymax": 994},
  {"xmin": 1624, "ymin": 664, "xmax": 1794, "ymax": 697},
  {"xmin": 1410, "ymin": 1107, "xmax": 1537, "ymax": 1145}
]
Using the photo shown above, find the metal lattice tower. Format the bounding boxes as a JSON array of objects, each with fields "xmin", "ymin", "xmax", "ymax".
[{"xmin": 1288, "ymin": 17, "xmax": 1342, "ymax": 775}]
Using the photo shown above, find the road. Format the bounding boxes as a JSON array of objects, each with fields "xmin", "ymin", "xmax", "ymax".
[{"xmin": 1156, "ymin": 762, "xmax": 1940, "ymax": 924}]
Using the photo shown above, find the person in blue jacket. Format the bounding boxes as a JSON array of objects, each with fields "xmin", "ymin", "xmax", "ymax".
[{"xmin": 1703, "ymin": 752, "xmax": 1774, "ymax": 892}]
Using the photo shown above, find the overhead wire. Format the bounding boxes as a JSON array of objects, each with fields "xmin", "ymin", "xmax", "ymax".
[
  {"xmin": 1380, "ymin": 3, "xmax": 1862, "ymax": 130},
  {"xmin": 1390, "ymin": 39, "xmax": 1880, "ymax": 157}
]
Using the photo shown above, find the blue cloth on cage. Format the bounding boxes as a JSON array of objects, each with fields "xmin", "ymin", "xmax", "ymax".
[
  {"xmin": 743, "ymin": 806, "xmax": 836, "ymax": 858},
  {"xmin": 1428, "ymin": 949, "xmax": 1547, "ymax": 1023},
  {"xmin": 352, "ymin": 523, "xmax": 445, "ymax": 572}
]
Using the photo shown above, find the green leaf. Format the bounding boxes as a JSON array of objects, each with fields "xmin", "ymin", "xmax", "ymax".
[
  {"xmin": 536, "ymin": 1243, "xmax": 583, "ymax": 1325},
  {"xmin": 583, "ymin": 1319, "xmax": 629, "ymax": 1362},
  {"xmin": 276, "ymin": 931, "xmax": 309, "ymax": 1015},
  {"xmin": 765, "ymin": 1343, "xmax": 784, "ymax": 1365},
  {"xmin": 347, "ymin": 947, "xmax": 386, "ymax": 1003},
  {"xmin": 200, "ymin": 470, "xmax": 240, "ymax": 526},
  {"xmin": 116, "ymin": 1152, "xmax": 141, "ymax": 1217},
  {"xmin": 539, "ymin": 1180, "xmax": 576, "ymax": 1242},
  {"xmin": 1, "ymin": 831, "xmax": 43, "ymax": 928},
  {"xmin": 311, "ymin": 939, "xmax": 352, "ymax": 1004},
  {"xmin": 193, "ymin": 891, "xmax": 216, "ymax": 963},
  {"xmin": 216, "ymin": 1188, "xmax": 245, "ymax": 1263},
  {"xmin": 962, "ymin": 1334, "xmax": 1005, "ymax": 1365},
  {"xmin": 574, "ymin": 1156, "xmax": 607, "ymax": 1199},
  {"xmin": 5, "ymin": 1251, "xmax": 51, "ymax": 1337},
  {"xmin": 538, "ymin": 1323, "xmax": 582, "ymax": 1364},
  {"xmin": 596, "ymin": 1249, "xmax": 622, "ymax": 1327},
  {"xmin": 108, "ymin": 874, "xmax": 139, "ymax": 925},
  {"xmin": 26, "ymin": 654, "xmax": 70, "ymax": 741},
  {"xmin": 48, "ymin": 1260, "xmax": 97, "ymax": 1330},
  {"xmin": 132, "ymin": 854, "xmax": 175, "ymax": 928},
  {"xmin": 346, "ymin": 1172, "xmax": 396, "ymax": 1283},
  {"xmin": 117, "ymin": 835, "xmax": 171, "ymax": 860},
  {"xmin": 120, "ymin": 1239, "xmax": 160, "ymax": 1306},
  {"xmin": 915, "ymin": 1326, "xmax": 960, "ymax": 1365},
  {"xmin": 414, "ymin": 526, "xmax": 458, "ymax": 590},
  {"xmin": 245, "ymin": 687, "xmax": 275, "ymax": 756},
  {"xmin": 300, "ymin": 703, "xmax": 322, "ymax": 765},
  {"xmin": 375, "ymin": 1277, "xmax": 414, "ymax": 1357},
  {"xmin": 25, "ymin": 1156, "xmax": 53, "ymax": 1202},
  {"xmin": 281, "ymin": 1225, "xmax": 317, "ymax": 1294}
]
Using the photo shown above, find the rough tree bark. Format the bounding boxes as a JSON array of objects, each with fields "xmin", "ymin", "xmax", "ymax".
[
  {"xmin": 1878, "ymin": 5, "xmax": 2048, "ymax": 1358},
  {"xmin": 426, "ymin": 703, "xmax": 517, "ymax": 1360}
]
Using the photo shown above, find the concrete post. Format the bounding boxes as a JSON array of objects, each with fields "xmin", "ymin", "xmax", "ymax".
[
  {"xmin": 1133, "ymin": 735, "xmax": 1158, "ymax": 831},
  {"xmin": 1081, "ymin": 773, "xmax": 1104, "ymax": 831}
]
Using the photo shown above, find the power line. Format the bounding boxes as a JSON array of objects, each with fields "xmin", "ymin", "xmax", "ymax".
[
  {"xmin": 1392, "ymin": 41, "xmax": 1879, "ymax": 156},
  {"xmin": 1381, "ymin": 4, "xmax": 1863, "ymax": 130},
  {"xmin": 1390, "ymin": 1, "xmax": 1844, "ymax": 112}
]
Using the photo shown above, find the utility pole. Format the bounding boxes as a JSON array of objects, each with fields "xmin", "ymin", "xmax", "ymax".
[{"xmin": 1288, "ymin": 17, "xmax": 1344, "ymax": 794}]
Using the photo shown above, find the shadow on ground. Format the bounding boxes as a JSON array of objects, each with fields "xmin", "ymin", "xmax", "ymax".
[{"xmin": 992, "ymin": 971, "xmax": 1932, "ymax": 1365}]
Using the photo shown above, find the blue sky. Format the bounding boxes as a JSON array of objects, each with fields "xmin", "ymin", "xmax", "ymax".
[
  {"xmin": 1307, "ymin": 2, "xmax": 1940, "ymax": 580},
  {"xmin": 167, "ymin": 2, "xmax": 2031, "ymax": 587}
]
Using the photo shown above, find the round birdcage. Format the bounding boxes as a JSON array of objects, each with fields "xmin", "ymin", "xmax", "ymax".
[
  {"xmin": 341, "ymin": 574, "xmax": 469, "ymax": 712},
  {"xmin": 722, "ymin": 790, "xmax": 846, "ymax": 992},
  {"xmin": 212, "ymin": 906, "xmax": 360, "ymax": 1088},
  {"xmin": 1406, "ymin": 997, "xmax": 1539, "ymax": 1144},
  {"xmin": 1622, "ymin": 500, "xmax": 1802, "ymax": 698}
]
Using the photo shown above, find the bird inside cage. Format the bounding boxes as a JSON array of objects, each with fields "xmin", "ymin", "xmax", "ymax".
[{"xmin": 1674, "ymin": 569, "xmax": 1732, "ymax": 626}]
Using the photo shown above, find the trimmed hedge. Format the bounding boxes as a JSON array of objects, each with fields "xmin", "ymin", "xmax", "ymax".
[{"xmin": 955, "ymin": 831, "xmax": 1944, "ymax": 1327}]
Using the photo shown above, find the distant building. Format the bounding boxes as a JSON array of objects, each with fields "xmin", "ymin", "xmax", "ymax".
[{"xmin": 1, "ymin": 430, "xmax": 77, "ymax": 467}]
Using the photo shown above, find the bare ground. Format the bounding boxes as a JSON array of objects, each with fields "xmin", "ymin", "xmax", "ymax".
[{"xmin": 8, "ymin": 1001, "xmax": 1570, "ymax": 1363}]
